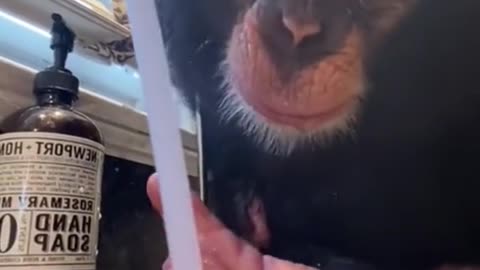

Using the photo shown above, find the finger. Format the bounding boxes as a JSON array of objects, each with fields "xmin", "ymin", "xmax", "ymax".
[
  {"xmin": 162, "ymin": 258, "xmax": 172, "ymax": 270},
  {"xmin": 146, "ymin": 174, "xmax": 263, "ymax": 269},
  {"xmin": 146, "ymin": 174, "xmax": 162, "ymax": 214},
  {"xmin": 146, "ymin": 174, "xmax": 226, "ymax": 234}
]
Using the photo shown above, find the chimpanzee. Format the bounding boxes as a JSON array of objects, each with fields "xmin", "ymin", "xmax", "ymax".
[{"xmin": 154, "ymin": 0, "xmax": 480, "ymax": 269}]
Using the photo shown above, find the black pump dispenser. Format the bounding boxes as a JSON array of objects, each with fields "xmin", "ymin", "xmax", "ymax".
[{"xmin": 33, "ymin": 13, "xmax": 79, "ymax": 96}]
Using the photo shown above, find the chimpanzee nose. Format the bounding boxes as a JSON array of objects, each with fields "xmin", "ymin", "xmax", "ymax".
[
  {"xmin": 253, "ymin": 0, "xmax": 352, "ymax": 68},
  {"xmin": 254, "ymin": 1, "xmax": 326, "ymax": 50},
  {"xmin": 282, "ymin": 17, "xmax": 322, "ymax": 47}
]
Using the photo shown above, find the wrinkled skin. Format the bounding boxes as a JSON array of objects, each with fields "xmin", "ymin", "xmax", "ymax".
[{"xmin": 155, "ymin": 0, "xmax": 480, "ymax": 269}]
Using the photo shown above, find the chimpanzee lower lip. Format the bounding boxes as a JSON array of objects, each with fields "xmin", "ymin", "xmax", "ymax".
[{"xmin": 242, "ymin": 93, "xmax": 355, "ymax": 131}]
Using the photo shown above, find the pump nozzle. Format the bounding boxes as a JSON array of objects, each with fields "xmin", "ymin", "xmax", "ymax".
[
  {"xmin": 50, "ymin": 13, "xmax": 76, "ymax": 70},
  {"xmin": 33, "ymin": 13, "xmax": 79, "ymax": 96}
]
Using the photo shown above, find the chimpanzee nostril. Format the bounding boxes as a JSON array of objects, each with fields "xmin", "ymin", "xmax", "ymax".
[
  {"xmin": 253, "ymin": 0, "xmax": 354, "ymax": 68},
  {"xmin": 282, "ymin": 16, "xmax": 322, "ymax": 47}
]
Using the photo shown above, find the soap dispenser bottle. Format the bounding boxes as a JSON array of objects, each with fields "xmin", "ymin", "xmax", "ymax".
[{"xmin": 0, "ymin": 14, "xmax": 104, "ymax": 270}]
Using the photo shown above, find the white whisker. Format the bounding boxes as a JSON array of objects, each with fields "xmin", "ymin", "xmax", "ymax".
[{"xmin": 216, "ymin": 51, "xmax": 363, "ymax": 156}]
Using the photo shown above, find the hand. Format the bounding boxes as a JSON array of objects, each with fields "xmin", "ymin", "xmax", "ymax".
[{"xmin": 146, "ymin": 174, "xmax": 317, "ymax": 270}]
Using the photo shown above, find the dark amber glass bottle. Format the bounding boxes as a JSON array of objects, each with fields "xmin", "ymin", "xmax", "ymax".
[
  {"xmin": 0, "ymin": 86, "xmax": 102, "ymax": 143},
  {"xmin": 0, "ymin": 14, "xmax": 104, "ymax": 270}
]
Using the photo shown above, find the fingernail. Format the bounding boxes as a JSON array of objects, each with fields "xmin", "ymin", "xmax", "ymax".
[{"xmin": 151, "ymin": 172, "xmax": 159, "ymax": 179}]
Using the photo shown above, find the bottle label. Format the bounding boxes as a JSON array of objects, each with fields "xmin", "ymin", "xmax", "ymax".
[{"xmin": 0, "ymin": 132, "xmax": 104, "ymax": 270}]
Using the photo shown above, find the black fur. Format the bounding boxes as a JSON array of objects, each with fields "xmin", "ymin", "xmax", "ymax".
[{"xmin": 155, "ymin": 0, "xmax": 480, "ymax": 269}]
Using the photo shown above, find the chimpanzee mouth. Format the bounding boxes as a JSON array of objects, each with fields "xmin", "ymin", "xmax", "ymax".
[
  {"xmin": 241, "ymin": 92, "xmax": 357, "ymax": 131},
  {"xmin": 218, "ymin": 6, "xmax": 365, "ymax": 155},
  {"xmin": 218, "ymin": 80, "xmax": 361, "ymax": 155},
  {"xmin": 219, "ymin": 62, "xmax": 363, "ymax": 155}
]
